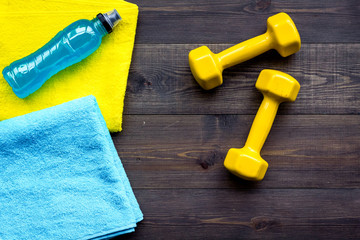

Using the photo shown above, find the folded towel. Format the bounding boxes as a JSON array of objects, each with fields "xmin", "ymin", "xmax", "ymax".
[
  {"xmin": 0, "ymin": 95, "xmax": 143, "ymax": 240},
  {"xmin": 0, "ymin": 0, "xmax": 138, "ymax": 132}
]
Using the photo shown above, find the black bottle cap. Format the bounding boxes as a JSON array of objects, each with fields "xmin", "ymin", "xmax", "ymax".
[
  {"xmin": 96, "ymin": 10, "xmax": 121, "ymax": 34},
  {"xmin": 97, "ymin": 13, "xmax": 113, "ymax": 33}
]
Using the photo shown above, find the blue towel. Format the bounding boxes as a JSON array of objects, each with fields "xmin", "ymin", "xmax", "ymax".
[{"xmin": 0, "ymin": 96, "xmax": 143, "ymax": 240}]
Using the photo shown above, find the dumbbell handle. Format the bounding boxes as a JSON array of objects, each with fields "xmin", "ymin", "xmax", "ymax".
[
  {"xmin": 244, "ymin": 94, "xmax": 280, "ymax": 153},
  {"xmin": 217, "ymin": 32, "xmax": 271, "ymax": 70}
]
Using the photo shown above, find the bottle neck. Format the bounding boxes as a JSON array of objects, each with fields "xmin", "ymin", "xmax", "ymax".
[{"xmin": 92, "ymin": 18, "xmax": 108, "ymax": 37}]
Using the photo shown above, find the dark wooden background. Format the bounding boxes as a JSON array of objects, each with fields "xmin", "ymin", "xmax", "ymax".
[{"xmin": 113, "ymin": 1, "xmax": 360, "ymax": 239}]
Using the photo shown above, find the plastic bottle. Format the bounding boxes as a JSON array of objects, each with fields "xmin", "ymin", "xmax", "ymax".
[{"xmin": 2, "ymin": 9, "xmax": 121, "ymax": 98}]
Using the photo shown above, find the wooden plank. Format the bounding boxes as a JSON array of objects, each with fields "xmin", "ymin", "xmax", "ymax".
[
  {"xmin": 113, "ymin": 115, "xmax": 360, "ymax": 189},
  {"xmin": 129, "ymin": 0, "xmax": 360, "ymax": 44},
  {"xmin": 125, "ymin": 44, "xmax": 360, "ymax": 115},
  {"xmin": 116, "ymin": 189, "xmax": 360, "ymax": 240}
]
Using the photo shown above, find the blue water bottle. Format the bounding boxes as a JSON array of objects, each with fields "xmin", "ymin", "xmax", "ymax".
[{"xmin": 2, "ymin": 9, "xmax": 121, "ymax": 98}]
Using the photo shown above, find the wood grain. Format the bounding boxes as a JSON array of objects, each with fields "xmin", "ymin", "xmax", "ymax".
[
  {"xmin": 117, "ymin": 189, "xmax": 360, "ymax": 240},
  {"xmin": 113, "ymin": 114, "xmax": 360, "ymax": 189},
  {"xmin": 125, "ymin": 44, "xmax": 360, "ymax": 115},
  {"xmin": 129, "ymin": 0, "xmax": 360, "ymax": 44},
  {"xmin": 113, "ymin": 1, "xmax": 360, "ymax": 239}
]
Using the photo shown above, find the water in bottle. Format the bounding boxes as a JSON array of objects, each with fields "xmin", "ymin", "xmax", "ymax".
[{"xmin": 2, "ymin": 9, "xmax": 121, "ymax": 98}]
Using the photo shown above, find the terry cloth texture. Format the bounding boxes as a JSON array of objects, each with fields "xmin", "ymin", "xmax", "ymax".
[
  {"xmin": 0, "ymin": 95, "xmax": 143, "ymax": 240},
  {"xmin": 0, "ymin": 0, "xmax": 139, "ymax": 132}
]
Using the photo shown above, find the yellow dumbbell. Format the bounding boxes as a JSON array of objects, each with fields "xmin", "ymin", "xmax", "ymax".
[
  {"xmin": 189, "ymin": 12, "xmax": 301, "ymax": 90},
  {"xmin": 224, "ymin": 69, "xmax": 300, "ymax": 181}
]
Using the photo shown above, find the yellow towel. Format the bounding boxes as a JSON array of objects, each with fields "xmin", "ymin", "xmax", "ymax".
[{"xmin": 0, "ymin": 0, "xmax": 138, "ymax": 132}]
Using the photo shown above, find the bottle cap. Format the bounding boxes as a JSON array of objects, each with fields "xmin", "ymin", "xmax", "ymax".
[{"xmin": 97, "ymin": 9, "xmax": 122, "ymax": 34}]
